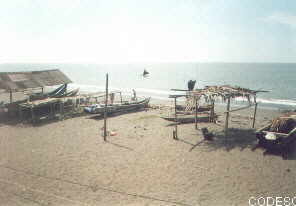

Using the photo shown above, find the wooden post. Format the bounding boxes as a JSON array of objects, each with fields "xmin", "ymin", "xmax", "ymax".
[
  {"xmin": 225, "ymin": 97, "xmax": 231, "ymax": 138},
  {"xmin": 252, "ymin": 100, "xmax": 258, "ymax": 128},
  {"xmin": 120, "ymin": 92, "xmax": 123, "ymax": 104},
  {"xmin": 103, "ymin": 74, "xmax": 109, "ymax": 141},
  {"xmin": 174, "ymin": 97, "xmax": 178, "ymax": 140},
  {"xmin": 9, "ymin": 90, "xmax": 13, "ymax": 103},
  {"xmin": 211, "ymin": 100, "xmax": 215, "ymax": 122},
  {"xmin": 41, "ymin": 87, "xmax": 44, "ymax": 94},
  {"xmin": 195, "ymin": 97, "xmax": 198, "ymax": 130}
]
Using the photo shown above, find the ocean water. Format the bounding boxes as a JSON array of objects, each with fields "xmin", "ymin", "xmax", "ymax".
[{"xmin": 0, "ymin": 62, "xmax": 295, "ymax": 109}]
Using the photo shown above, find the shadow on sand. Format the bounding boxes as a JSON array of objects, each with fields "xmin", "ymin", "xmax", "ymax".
[
  {"xmin": 175, "ymin": 128, "xmax": 257, "ymax": 152},
  {"xmin": 87, "ymin": 108, "xmax": 146, "ymax": 121},
  {"xmin": 205, "ymin": 128, "xmax": 258, "ymax": 152},
  {"xmin": 195, "ymin": 127, "xmax": 296, "ymax": 160}
]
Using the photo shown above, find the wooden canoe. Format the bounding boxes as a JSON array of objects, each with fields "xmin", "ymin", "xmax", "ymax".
[
  {"xmin": 84, "ymin": 97, "xmax": 150, "ymax": 114},
  {"xmin": 161, "ymin": 113, "xmax": 217, "ymax": 123}
]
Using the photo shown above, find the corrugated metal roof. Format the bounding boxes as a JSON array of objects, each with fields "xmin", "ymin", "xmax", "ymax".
[{"xmin": 0, "ymin": 69, "xmax": 72, "ymax": 92}]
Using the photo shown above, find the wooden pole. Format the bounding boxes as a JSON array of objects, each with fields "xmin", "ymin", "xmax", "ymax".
[
  {"xmin": 195, "ymin": 97, "xmax": 198, "ymax": 130},
  {"xmin": 252, "ymin": 98, "xmax": 258, "ymax": 128},
  {"xmin": 41, "ymin": 87, "xmax": 44, "ymax": 94},
  {"xmin": 103, "ymin": 73, "xmax": 109, "ymax": 141},
  {"xmin": 225, "ymin": 97, "xmax": 231, "ymax": 138},
  {"xmin": 212, "ymin": 100, "xmax": 215, "ymax": 122},
  {"xmin": 9, "ymin": 90, "xmax": 13, "ymax": 103},
  {"xmin": 174, "ymin": 97, "xmax": 178, "ymax": 140},
  {"xmin": 120, "ymin": 92, "xmax": 123, "ymax": 104}
]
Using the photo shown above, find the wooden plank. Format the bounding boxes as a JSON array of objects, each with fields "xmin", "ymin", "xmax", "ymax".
[
  {"xmin": 288, "ymin": 127, "xmax": 296, "ymax": 136},
  {"xmin": 257, "ymin": 123, "xmax": 271, "ymax": 132},
  {"xmin": 171, "ymin": 89, "xmax": 189, "ymax": 91},
  {"xmin": 169, "ymin": 94, "xmax": 188, "ymax": 98}
]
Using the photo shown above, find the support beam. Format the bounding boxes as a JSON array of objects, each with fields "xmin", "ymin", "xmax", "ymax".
[
  {"xmin": 195, "ymin": 97, "xmax": 198, "ymax": 130},
  {"xmin": 9, "ymin": 90, "xmax": 13, "ymax": 103},
  {"xmin": 252, "ymin": 103, "xmax": 258, "ymax": 128},
  {"xmin": 211, "ymin": 100, "xmax": 215, "ymax": 122},
  {"xmin": 174, "ymin": 97, "xmax": 178, "ymax": 140},
  {"xmin": 103, "ymin": 73, "xmax": 109, "ymax": 141},
  {"xmin": 120, "ymin": 92, "xmax": 123, "ymax": 104},
  {"xmin": 224, "ymin": 97, "xmax": 231, "ymax": 139}
]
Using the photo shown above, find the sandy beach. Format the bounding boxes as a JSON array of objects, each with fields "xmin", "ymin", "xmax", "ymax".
[{"xmin": 0, "ymin": 102, "xmax": 296, "ymax": 206}]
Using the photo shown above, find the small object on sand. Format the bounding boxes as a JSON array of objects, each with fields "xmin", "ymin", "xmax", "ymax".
[
  {"xmin": 110, "ymin": 131, "xmax": 117, "ymax": 136},
  {"xmin": 101, "ymin": 127, "xmax": 116, "ymax": 136},
  {"xmin": 201, "ymin": 127, "xmax": 214, "ymax": 141}
]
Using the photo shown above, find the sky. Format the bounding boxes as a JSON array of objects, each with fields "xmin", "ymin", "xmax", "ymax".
[{"xmin": 0, "ymin": 0, "xmax": 296, "ymax": 63}]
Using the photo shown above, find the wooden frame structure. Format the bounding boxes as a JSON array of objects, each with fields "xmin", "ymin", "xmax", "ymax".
[
  {"xmin": 18, "ymin": 95, "xmax": 84, "ymax": 123},
  {"xmin": 170, "ymin": 85, "xmax": 268, "ymax": 140}
]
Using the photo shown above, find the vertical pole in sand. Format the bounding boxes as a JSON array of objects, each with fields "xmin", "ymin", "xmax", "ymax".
[
  {"xmin": 120, "ymin": 92, "xmax": 123, "ymax": 104},
  {"xmin": 211, "ymin": 100, "xmax": 215, "ymax": 123},
  {"xmin": 9, "ymin": 90, "xmax": 13, "ymax": 103},
  {"xmin": 225, "ymin": 96, "xmax": 231, "ymax": 139},
  {"xmin": 195, "ymin": 97, "xmax": 198, "ymax": 130},
  {"xmin": 174, "ymin": 97, "xmax": 178, "ymax": 140},
  {"xmin": 252, "ymin": 97, "xmax": 258, "ymax": 128},
  {"xmin": 103, "ymin": 73, "xmax": 109, "ymax": 141}
]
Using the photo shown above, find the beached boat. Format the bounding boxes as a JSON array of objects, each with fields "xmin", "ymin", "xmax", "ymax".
[
  {"xmin": 84, "ymin": 97, "xmax": 150, "ymax": 114},
  {"xmin": 56, "ymin": 88, "xmax": 80, "ymax": 98},
  {"xmin": 29, "ymin": 84, "xmax": 67, "ymax": 101},
  {"xmin": 256, "ymin": 113, "xmax": 296, "ymax": 151},
  {"xmin": 161, "ymin": 113, "xmax": 217, "ymax": 123},
  {"xmin": 176, "ymin": 104, "xmax": 212, "ymax": 112}
]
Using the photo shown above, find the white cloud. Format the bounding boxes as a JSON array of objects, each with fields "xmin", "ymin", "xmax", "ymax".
[{"xmin": 265, "ymin": 12, "xmax": 296, "ymax": 27}]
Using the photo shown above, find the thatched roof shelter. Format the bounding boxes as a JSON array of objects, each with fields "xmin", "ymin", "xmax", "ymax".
[
  {"xmin": 169, "ymin": 85, "xmax": 269, "ymax": 140},
  {"xmin": 0, "ymin": 69, "xmax": 72, "ymax": 93},
  {"xmin": 170, "ymin": 85, "xmax": 267, "ymax": 102}
]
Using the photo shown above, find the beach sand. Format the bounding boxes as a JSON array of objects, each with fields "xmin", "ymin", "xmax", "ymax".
[{"xmin": 0, "ymin": 103, "xmax": 296, "ymax": 206}]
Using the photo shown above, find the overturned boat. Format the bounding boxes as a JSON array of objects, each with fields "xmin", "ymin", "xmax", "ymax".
[
  {"xmin": 29, "ymin": 84, "xmax": 68, "ymax": 101},
  {"xmin": 84, "ymin": 97, "xmax": 150, "ymax": 114}
]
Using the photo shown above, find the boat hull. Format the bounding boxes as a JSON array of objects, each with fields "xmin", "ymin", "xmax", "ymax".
[
  {"xmin": 84, "ymin": 98, "xmax": 150, "ymax": 114},
  {"xmin": 161, "ymin": 114, "xmax": 216, "ymax": 123}
]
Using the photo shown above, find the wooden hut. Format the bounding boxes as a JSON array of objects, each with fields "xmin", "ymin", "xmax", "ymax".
[{"xmin": 0, "ymin": 69, "xmax": 73, "ymax": 121}]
